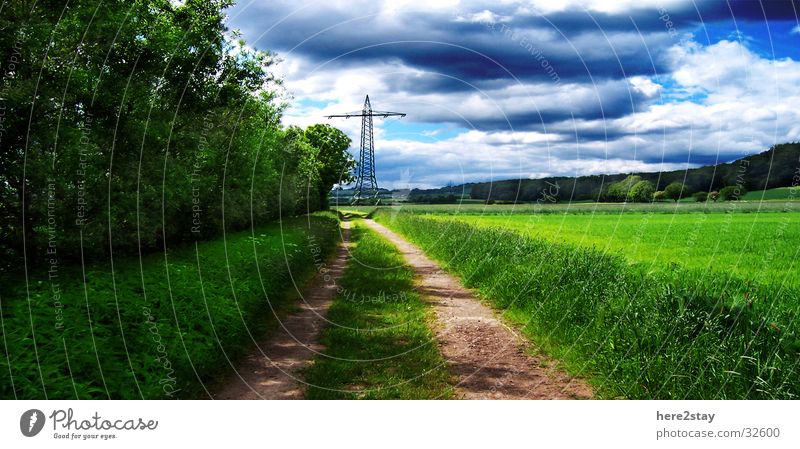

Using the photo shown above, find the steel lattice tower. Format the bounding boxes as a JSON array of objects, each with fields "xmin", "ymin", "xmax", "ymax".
[{"xmin": 327, "ymin": 95, "xmax": 405, "ymax": 204}]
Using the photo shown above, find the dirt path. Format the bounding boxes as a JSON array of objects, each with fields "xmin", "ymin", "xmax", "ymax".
[
  {"xmin": 214, "ymin": 220, "xmax": 351, "ymax": 399},
  {"xmin": 363, "ymin": 219, "xmax": 592, "ymax": 400}
]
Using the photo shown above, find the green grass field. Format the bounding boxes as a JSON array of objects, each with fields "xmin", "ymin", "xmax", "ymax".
[
  {"xmin": 304, "ymin": 223, "xmax": 452, "ymax": 399},
  {"xmin": 429, "ymin": 212, "xmax": 800, "ymax": 287},
  {"xmin": 338, "ymin": 198, "xmax": 800, "ymax": 216},
  {"xmin": 373, "ymin": 206, "xmax": 800, "ymax": 399},
  {"xmin": 742, "ymin": 187, "xmax": 800, "ymax": 201},
  {"xmin": 0, "ymin": 213, "xmax": 341, "ymax": 399}
]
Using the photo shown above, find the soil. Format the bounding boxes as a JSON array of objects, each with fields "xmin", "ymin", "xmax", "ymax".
[
  {"xmin": 213, "ymin": 220, "xmax": 352, "ymax": 399},
  {"xmin": 363, "ymin": 219, "xmax": 592, "ymax": 400}
]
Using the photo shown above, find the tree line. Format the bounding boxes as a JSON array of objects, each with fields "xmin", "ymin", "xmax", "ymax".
[
  {"xmin": 0, "ymin": 0, "xmax": 353, "ymax": 275},
  {"xmin": 467, "ymin": 143, "xmax": 800, "ymax": 203}
]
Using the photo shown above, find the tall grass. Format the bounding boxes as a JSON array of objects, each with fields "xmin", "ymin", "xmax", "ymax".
[
  {"xmin": 376, "ymin": 212, "xmax": 800, "ymax": 399},
  {"xmin": 435, "ymin": 213, "xmax": 800, "ymax": 287},
  {"xmin": 304, "ymin": 223, "xmax": 452, "ymax": 399},
  {"xmin": 0, "ymin": 213, "xmax": 340, "ymax": 399}
]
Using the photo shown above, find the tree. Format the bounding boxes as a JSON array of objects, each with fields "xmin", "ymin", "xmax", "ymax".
[
  {"xmin": 605, "ymin": 175, "xmax": 642, "ymax": 202},
  {"xmin": 304, "ymin": 124, "xmax": 355, "ymax": 208},
  {"xmin": 0, "ymin": 0, "xmax": 339, "ymax": 272},
  {"xmin": 653, "ymin": 191, "xmax": 666, "ymax": 201},
  {"xmin": 693, "ymin": 191, "xmax": 708, "ymax": 202},
  {"xmin": 629, "ymin": 180, "xmax": 656, "ymax": 203},
  {"xmin": 664, "ymin": 182, "xmax": 689, "ymax": 202},
  {"xmin": 719, "ymin": 185, "xmax": 747, "ymax": 201}
]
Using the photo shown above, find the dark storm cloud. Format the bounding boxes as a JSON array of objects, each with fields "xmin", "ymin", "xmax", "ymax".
[
  {"xmin": 508, "ymin": 0, "xmax": 799, "ymax": 35},
  {"xmin": 229, "ymin": 1, "xmax": 676, "ymax": 88}
]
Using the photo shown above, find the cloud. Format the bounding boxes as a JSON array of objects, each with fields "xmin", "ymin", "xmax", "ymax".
[{"xmin": 227, "ymin": 0, "xmax": 800, "ymax": 189}]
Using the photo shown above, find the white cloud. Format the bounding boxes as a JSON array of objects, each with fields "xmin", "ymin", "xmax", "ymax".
[
  {"xmin": 792, "ymin": 25, "xmax": 800, "ymax": 35},
  {"xmin": 229, "ymin": 1, "xmax": 800, "ymax": 189}
]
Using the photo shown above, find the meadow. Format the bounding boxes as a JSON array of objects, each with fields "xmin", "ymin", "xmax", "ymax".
[
  {"xmin": 370, "ymin": 204, "xmax": 800, "ymax": 399},
  {"xmin": 429, "ymin": 212, "xmax": 800, "ymax": 288},
  {"xmin": 0, "ymin": 213, "xmax": 340, "ymax": 399}
]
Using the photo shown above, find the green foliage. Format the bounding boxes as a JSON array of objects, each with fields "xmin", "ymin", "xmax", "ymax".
[
  {"xmin": 604, "ymin": 175, "xmax": 643, "ymax": 201},
  {"xmin": 304, "ymin": 124, "xmax": 355, "ymax": 207},
  {"xmin": 0, "ymin": 1, "xmax": 349, "ymax": 274},
  {"xmin": 720, "ymin": 185, "xmax": 748, "ymax": 201},
  {"xmin": 652, "ymin": 190, "xmax": 666, "ymax": 201},
  {"xmin": 376, "ymin": 211, "xmax": 800, "ymax": 399},
  {"xmin": 693, "ymin": 191, "xmax": 708, "ymax": 202},
  {"xmin": 304, "ymin": 223, "xmax": 452, "ymax": 399},
  {"xmin": 629, "ymin": 180, "xmax": 656, "ymax": 203},
  {"xmin": 0, "ymin": 214, "xmax": 340, "ymax": 399},
  {"xmin": 664, "ymin": 182, "xmax": 689, "ymax": 202}
]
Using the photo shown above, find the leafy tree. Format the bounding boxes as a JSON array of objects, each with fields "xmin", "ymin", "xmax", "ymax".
[
  {"xmin": 0, "ymin": 0, "xmax": 351, "ymax": 273},
  {"xmin": 605, "ymin": 175, "xmax": 642, "ymax": 201},
  {"xmin": 629, "ymin": 180, "xmax": 656, "ymax": 203},
  {"xmin": 719, "ymin": 185, "xmax": 747, "ymax": 201},
  {"xmin": 693, "ymin": 191, "xmax": 708, "ymax": 202},
  {"xmin": 652, "ymin": 191, "xmax": 666, "ymax": 201},
  {"xmin": 664, "ymin": 182, "xmax": 689, "ymax": 202},
  {"xmin": 304, "ymin": 124, "xmax": 355, "ymax": 207}
]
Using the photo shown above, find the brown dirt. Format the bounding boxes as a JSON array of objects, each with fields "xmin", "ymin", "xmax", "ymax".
[
  {"xmin": 213, "ymin": 220, "xmax": 351, "ymax": 400},
  {"xmin": 363, "ymin": 219, "xmax": 592, "ymax": 400}
]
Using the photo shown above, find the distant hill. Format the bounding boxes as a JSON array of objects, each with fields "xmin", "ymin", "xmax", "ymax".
[{"xmin": 422, "ymin": 143, "xmax": 800, "ymax": 203}]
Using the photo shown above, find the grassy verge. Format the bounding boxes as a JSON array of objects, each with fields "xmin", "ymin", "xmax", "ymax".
[
  {"xmin": 0, "ymin": 213, "xmax": 340, "ymax": 399},
  {"xmin": 375, "ymin": 211, "xmax": 800, "ymax": 399},
  {"xmin": 304, "ymin": 222, "xmax": 453, "ymax": 399}
]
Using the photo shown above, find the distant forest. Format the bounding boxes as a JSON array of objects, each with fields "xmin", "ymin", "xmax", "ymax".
[{"xmin": 409, "ymin": 143, "xmax": 800, "ymax": 203}]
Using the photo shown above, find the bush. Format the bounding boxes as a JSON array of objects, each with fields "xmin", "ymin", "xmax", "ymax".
[
  {"xmin": 709, "ymin": 191, "xmax": 720, "ymax": 202},
  {"xmin": 652, "ymin": 190, "xmax": 666, "ymax": 201},
  {"xmin": 693, "ymin": 191, "xmax": 708, "ymax": 202}
]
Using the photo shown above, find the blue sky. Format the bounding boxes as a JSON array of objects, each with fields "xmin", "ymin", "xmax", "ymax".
[{"xmin": 227, "ymin": 0, "xmax": 800, "ymax": 189}]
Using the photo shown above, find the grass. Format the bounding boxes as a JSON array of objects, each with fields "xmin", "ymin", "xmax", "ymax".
[
  {"xmin": 304, "ymin": 222, "xmax": 453, "ymax": 399},
  {"xmin": 375, "ymin": 210, "xmax": 800, "ymax": 399},
  {"xmin": 742, "ymin": 187, "xmax": 800, "ymax": 201},
  {"xmin": 336, "ymin": 199, "xmax": 799, "ymax": 217},
  {"xmin": 429, "ymin": 212, "xmax": 800, "ymax": 287},
  {"xmin": 0, "ymin": 213, "xmax": 341, "ymax": 399}
]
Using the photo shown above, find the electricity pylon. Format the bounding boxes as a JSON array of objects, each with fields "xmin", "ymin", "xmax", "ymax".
[{"xmin": 327, "ymin": 95, "xmax": 405, "ymax": 204}]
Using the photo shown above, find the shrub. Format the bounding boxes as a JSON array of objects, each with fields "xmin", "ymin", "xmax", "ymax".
[{"xmin": 693, "ymin": 191, "xmax": 708, "ymax": 202}]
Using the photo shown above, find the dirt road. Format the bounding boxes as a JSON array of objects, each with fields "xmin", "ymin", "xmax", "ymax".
[
  {"xmin": 363, "ymin": 219, "xmax": 592, "ymax": 400},
  {"xmin": 214, "ymin": 221, "xmax": 351, "ymax": 399}
]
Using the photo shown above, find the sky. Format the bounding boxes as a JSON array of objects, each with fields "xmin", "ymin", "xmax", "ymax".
[{"xmin": 226, "ymin": 0, "xmax": 800, "ymax": 189}]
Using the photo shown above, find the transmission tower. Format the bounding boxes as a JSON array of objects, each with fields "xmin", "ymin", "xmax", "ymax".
[{"xmin": 327, "ymin": 95, "xmax": 405, "ymax": 204}]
